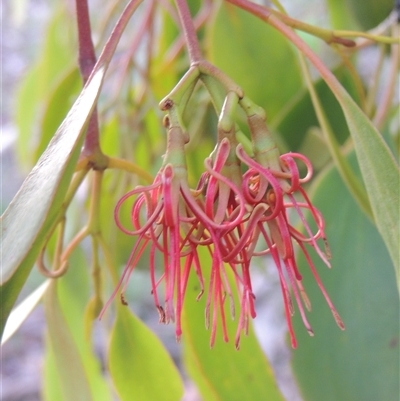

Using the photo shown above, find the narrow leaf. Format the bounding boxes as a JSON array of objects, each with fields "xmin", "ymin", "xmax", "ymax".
[
  {"xmin": 108, "ymin": 306, "xmax": 184, "ymax": 401},
  {"xmin": 182, "ymin": 250, "xmax": 285, "ymax": 401},
  {"xmin": 42, "ymin": 249, "xmax": 112, "ymax": 401},
  {"xmin": 1, "ymin": 280, "xmax": 50, "ymax": 345},
  {"xmin": 1, "ymin": 66, "xmax": 103, "ymax": 284},
  {"xmin": 337, "ymin": 90, "xmax": 400, "ymax": 285},
  {"xmin": 43, "ymin": 281, "xmax": 94, "ymax": 401},
  {"xmin": 0, "ymin": 0, "xmax": 143, "ymax": 337},
  {"xmin": 208, "ymin": 3, "xmax": 302, "ymax": 119},
  {"xmin": 291, "ymin": 157, "xmax": 399, "ymax": 401}
]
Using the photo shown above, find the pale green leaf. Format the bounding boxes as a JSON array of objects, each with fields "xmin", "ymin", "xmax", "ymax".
[
  {"xmin": 291, "ymin": 158, "xmax": 399, "ymax": 401},
  {"xmin": 208, "ymin": 3, "xmax": 302, "ymax": 119},
  {"xmin": 35, "ymin": 67, "xmax": 81, "ymax": 161},
  {"xmin": 42, "ymin": 250, "xmax": 111, "ymax": 401},
  {"xmin": 15, "ymin": 7, "xmax": 76, "ymax": 167},
  {"xmin": 43, "ymin": 281, "xmax": 94, "ymax": 401},
  {"xmin": 56, "ymin": 248, "xmax": 113, "ymax": 401},
  {"xmin": 0, "ymin": 0, "xmax": 142, "ymax": 336},
  {"xmin": 182, "ymin": 249, "xmax": 285, "ymax": 401},
  {"xmin": 109, "ymin": 306, "xmax": 184, "ymax": 401},
  {"xmin": 1, "ymin": 280, "xmax": 50, "ymax": 345},
  {"xmin": 0, "ymin": 66, "xmax": 104, "ymax": 337},
  {"xmin": 1, "ymin": 67, "xmax": 104, "ymax": 284},
  {"xmin": 337, "ymin": 90, "xmax": 400, "ymax": 285},
  {"xmin": 43, "ymin": 334, "xmax": 66, "ymax": 401},
  {"xmin": 326, "ymin": 0, "xmax": 360, "ymax": 29}
]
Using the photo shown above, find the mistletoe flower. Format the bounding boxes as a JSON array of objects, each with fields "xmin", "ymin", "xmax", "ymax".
[
  {"xmin": 236, "ymin": 138, "xmax": 345, "ymax": 348},
  {"xmin": 101, "ymin": 124, "xmax": 208, "ymax": 341},
  {"xmin": 230, "ymin": 106, "xmax": 346, "ymax": 347},
  {"xmin": 194, "ymin": 134, "xmax": 258, "ymax": 348}
]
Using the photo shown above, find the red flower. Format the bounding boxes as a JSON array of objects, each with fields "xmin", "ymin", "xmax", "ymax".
[
  {"xmin": 105, "ymin": 100, "xmax": 344, "ymax": 349},
  {"xmin": 237, "ymin": 145, "xmax": 345, "ymax": 348},
  {"xmin": 101, "ymin": 125, "xmax": 206, "ymax": 341}
]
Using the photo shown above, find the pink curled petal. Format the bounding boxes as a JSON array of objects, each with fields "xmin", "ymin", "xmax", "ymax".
[
  {"xmin": 236, "ymin": 145, "xmax": 284, "ymax": 219},
  {"xmin": 279, "ymin": 154, "xmax": 300, "ymax": 193},
  {"xmin": 285, "ymin": 152, "xmax": 314, "ymax": 183},
  {"xmin": 114, "ymin": 182, "xmax": 161, "ymax": 235},
  {"xmin": 162, "ymin": 164, "xmax": 178, "ymax": 228}
]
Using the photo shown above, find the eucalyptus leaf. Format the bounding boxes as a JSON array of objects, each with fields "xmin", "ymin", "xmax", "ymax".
[
  {"xmin": 0, "ymin": 66, "xmax": 104, "ymax": 336},
  {"xmin": 43, "ymin": 335, "xmax": 67, "ymax": 401},
  {"xmin": 182, "ymin": 249, "xmax": 285, "ymax": 401},
  {"xmin": 291, "ymin": 158, "xmax": 399, "ymax": 401},
  {"xmin": 56, "ymin": 249, "xmax": 113, "ymax": 401},
  {"xmin": 0, "ymin": 0, "xmax": 142, "ymax": 337},
  {"xmin": 337, "ymin": 89, "xmax": 400, "ymax": 286},
  {"xmin": 43, "ymin": 281, "xmax": 94, "ymax": 401},
  {"xmin": 208, "ymin": 3, "xmax": 302, "ymax": 119},
  {"xmin": 16, "ymin": 7, "xmax": 76, "ymax": 167},
  {"xmin": 262, "ymin": 14, "xmax": 400, "ymax": 287},
  {"xmin": 1, "ymin": 280, "xmax": 50, "ymax": 345},
  {"xmin": 326, "ymin": 0, "xmax": 360, "ymax": 29},
  {"xmin": 36, "ymin": 66, "xmax": 81, "ymax": 161},
  {"xmin": 108, "ymin": 306, "xmax": 184, "ymax": 401}
]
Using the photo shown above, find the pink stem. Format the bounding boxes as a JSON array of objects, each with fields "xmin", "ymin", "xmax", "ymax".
[
  {"xmin": 174, "ymin": 0, "xmax": 203, "ymax": 63},
  {"xmin": 75, "ymin": 0, "xmax": 101, "ymax": 156}
]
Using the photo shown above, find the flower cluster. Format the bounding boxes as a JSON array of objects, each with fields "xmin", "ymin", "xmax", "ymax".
[{"xmin": 104, "ymin": 97, "xmax": 344, "ymax": 349}]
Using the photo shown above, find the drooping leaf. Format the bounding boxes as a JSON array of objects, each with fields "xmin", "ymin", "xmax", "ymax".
[
  {"xmin": 1, "ymin": 280, "xmax": 50, "ymax": 345},
  {"xmin": 35, "ymin": 66, "xmax": 82, "ymax": 161},
  {"xmin": 337, "ymin": 89, "xmax": 400, "ymax": 285},
  {"xmin": 42, "ymin": 248, "xmax": 112, "ymax": 401},
  {"xmin": 0, "ymin": 66, "xmax": 104, "ymax": 336},
  {"xmin": 291, "ymin": 157, "xmax": 399, "ymax": 401},
  {"xmin": 182, "ymin": 249, "xmax": 285, "ymax": 401},
  {"xmin": 345, "ymin": 0, "xmax": 393, "ymax": 30},
  {"xmin": 15, "ymin": 7, "xmax": 76, "ymax": 167},
  {"xmin": 108, "ymin": 306, "xmax": 184, "ymax": 401},
  {"xmin": 43, "ymin": 281, "xmax": 94, "ymax": 401},
  {"xmin": 0, "ymin": 0, "xmax": 143, "ymax": 337},
  {"xmin": 55, "ymin": 248, "xmax": 112, "ymax": 401},
  {"xmin": 326, "ymin": 0, "xmax": 360, "ymax": 29},
  {"xmin": 208, "ymin": 3, "xmax": 302, "ymax": 119},
  {"xmin": 259, "ymin": 13, "xmax": 400, "ymax": 286},
  {"xmin": 42, "ymin": 333, "xmax": 66, "ymax": 401}
]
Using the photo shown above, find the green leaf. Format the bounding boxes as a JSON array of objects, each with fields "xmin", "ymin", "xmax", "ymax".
[
  {"xmin": 270, "ymin": 17, "xmax": 400, "ymax": 287},
  {"xmin": 326, "ymin": 0, "xmax": 360, "ymax": 29},
  {"xmin": 55, "ymin": 248, "xmax": 112, "ymax": 401},
  {"xmin": 42, "ymin": 249, "xmax": 112, "ymax": 401},
  {"xmin": 108, "ymin": 306, "xmax": 184, "ymax": 401},
  {"xmin": 0, "ymin": 66, "xmax": 104, "ymax": 336},
  {"xmin": 291, "ymin": 158, "xmax": 399, "ymax": 401},
  {"xmin": 35, "ymin": 67, "xmax": 82, "ymax": 161},
  {"xmin": 0, "ymin": 0, "xmax": 142, "ymax": 337},
  {"xmin": 15, "ymin": 7, "xmax": 76, "ymax": 167},
  {"xmin": 43, "ymin": 281, "xmax": 94, "ymax": 401},
  {"xmin": 337, "ymin": 90, "xmax": 400, "ymax": 286},
  {"xmin": 1, "ymin": 280, "xmax": 50, "ymax": 344},
  {"xmin": 182, "ymin": 249, "xmax": 285, "ymax": 401},
  {"xmin": 272, "ymin": 66, "xmax": 358, "ymax": 153},
  {"xmin": 42, "ymin": 333, "xmax": 67, "ymax": 401},
  {"xmin": 208, "ymin": 3, "xmax": 302, "ymax": 119},
  {"xmin": 345, "ymin": 0, "xmax": 393, "ymax": 30}
]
